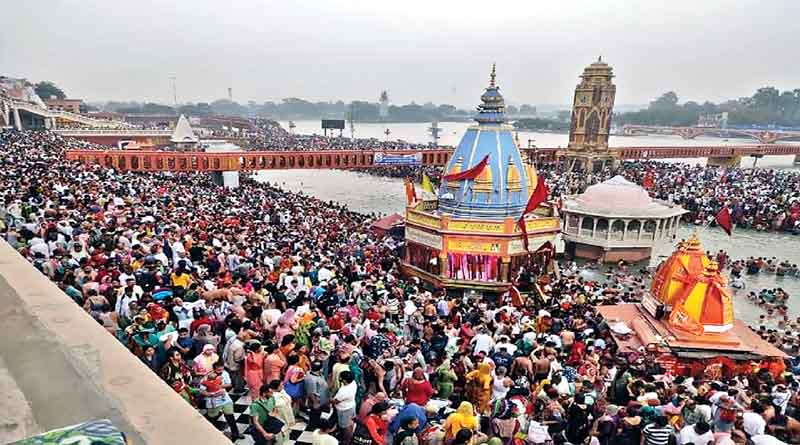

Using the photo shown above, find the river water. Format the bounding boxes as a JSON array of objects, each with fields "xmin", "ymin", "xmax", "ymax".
[
  {"xmin": 255, "ymin": 120, "xmax": 800, "ymax": 326},
  {"xmin": 280, "ymin": 119, "xmax": 800, "ymax": 169}
]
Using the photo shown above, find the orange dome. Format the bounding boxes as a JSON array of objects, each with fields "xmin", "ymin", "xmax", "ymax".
[
  {"xmin": 682, "ymin": 262, "xmax": 734, "ymax": 329},
  {"xmin": 653, "ymin": 234, "xmax": 734, "ymax": 334},
  {"xmin": 650, "ymin": 233, "xmax": 710, "ymax": 307}
]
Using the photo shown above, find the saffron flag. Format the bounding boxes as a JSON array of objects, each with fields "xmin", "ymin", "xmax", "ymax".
[
  {"xmin": 715, "ymin": 207, "xmax": 733, "ymax": 236},
  {"xmin": 517, "ymin": 176, "xmax": 550, "ymax": 251},
  {"xmin": 442, "ymin": 155, "xmax": 490, "ymax": 181},
  {"xmin": 404, "ymin": 178, "xmax": 417, "ymax": 206},
  {"xmin": 642, "ymin": 171, "xmax": 654, "ymax": 189},
  {"xmin": 421, "ymin": 173, "xmax": 435, "ymax": 194}
]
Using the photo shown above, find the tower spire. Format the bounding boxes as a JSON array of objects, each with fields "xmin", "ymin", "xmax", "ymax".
[{"xmin": 489, "ymin": 63, "xmax": 496, "ymax": 88}]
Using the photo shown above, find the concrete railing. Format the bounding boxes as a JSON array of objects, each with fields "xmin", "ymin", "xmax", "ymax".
[
  {"xmin": 0, "ymin": 241, "xmax": 232, "ymax": 445},
  {"xmin": 1, "ymin": 96, "xmax": 130, "ymax": 129},
  {"xmin": 54, "ymin": 128, "xmax": 171, "ymax": 136}
]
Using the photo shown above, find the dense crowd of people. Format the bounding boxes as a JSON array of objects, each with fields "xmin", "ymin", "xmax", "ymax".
[{"xmin": 2, "ymin": 128, "xmax": 800, "ymax": 445}]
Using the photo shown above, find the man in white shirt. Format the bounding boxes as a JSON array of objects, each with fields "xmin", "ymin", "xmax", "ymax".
[
  {"xmin": 332, "ymin": 371, "xmax": 357, "ymax": 444},
  {"xmin": 742, "ymin": 402, "xmax": 767, "ymax": 438},
  {"xmin": 678, "ymin": 421, "xmax": 713, "ymax": 445},
  {"xmin": 471, "ymin": 328, "xmax": 495, "ymax": 355},
  {"xmin": 750, "ymin": 435, "xmax": 789, "ymax": 445},
  {"xmin": 318, "ymin": 263, "xmax": 334, "ymax": 283},
  {"xmin": 311, "ymin": 418, "xmax": 339, "ymax": 445}
]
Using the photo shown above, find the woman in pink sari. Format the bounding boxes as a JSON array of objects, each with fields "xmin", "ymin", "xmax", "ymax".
[
  {"xmin": 264, "ymin": 342, "xmax": 286, "ymax": 384},
  {"xmin": 244, "ymin": 342, "xmax": 265, "ymax": 399},
  {"xmin": 275, "ymin": 309, "xmax": 297, "ymax": 344}
]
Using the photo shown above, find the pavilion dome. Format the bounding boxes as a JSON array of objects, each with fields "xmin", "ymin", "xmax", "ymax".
[
  {"xmin": 439, "ymin": 65, "xmax": 539, "ymax": 220},
  {"xmin": 565, "ymin": 175, "xmax": 685, "ymax": 218},
  {"xmin": 577, "ymin": 175, "xmax": 651, "ymax": 209}
]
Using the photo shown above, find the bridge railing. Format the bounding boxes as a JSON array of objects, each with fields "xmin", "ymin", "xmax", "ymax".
[
  {"xmin": 64, "ymin": 148, "xmax": 455, "ymax": 171},
  {"xmin": 55, "ymin": 128, "xmax": 171, "ymax": 136}
]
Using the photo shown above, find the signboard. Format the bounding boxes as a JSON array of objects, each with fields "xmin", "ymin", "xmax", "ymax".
[
  {"xmin": 374, "ymin": 152, "xmax": 422, "ymax": 166},
  {"xmin": 519, "ymin": 218, "xmax": 559, "ymax": 233},
  {"xmin": 321, "ymin": 119, "xmax": 345, "ymax": 130},
  {"xmin": 508, "ymin": 235, "xmax": 554, "ymax": 255},
  {"xmin": 448, "ymin": 239, "xmax": 502, "ymax": 254},
  {"xmin": 448, "ymin": 220, "xmax": 505, "ymax": 234},
  {"xmin": 406, "ymin": 211, "xmax": 440, "ymax": 229},
  {"xmin": 405, "ymin": 227, "xmax": 443, "ymax": 250}
]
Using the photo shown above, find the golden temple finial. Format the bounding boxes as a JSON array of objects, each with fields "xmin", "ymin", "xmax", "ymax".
[
  {"xmin": 686, "ymin": 229, "xmax": 702, "ymax": 250},
  {"xmin": 489, "ymin": 63, "xmax": 497, "ymax": 88},
  {"xmin": 705, "ymin": 261, "xmax": 719, "ymax": 275}
]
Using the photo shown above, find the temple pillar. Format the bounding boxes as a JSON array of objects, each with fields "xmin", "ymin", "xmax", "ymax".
[
  {"xmin": 438, "ymin": 252, "xmax": 448, "ymax": 279},
  {"xmin": 592, "ymin": 218, "xmax": 598, "ymax": 239},
  {"xmin": 500, "ymin": 257, "xmax": 511, "ymax": 283},
  {"xmin": 578, "ymin": 216, "xmax": 585, "ymax": 237},
  {"xmin": 637, "ymin": 220, "xmax": 644, "ymax": 241},
  {"xmin": 13, "ymin": 107, "xmax": 22, "ymax": 130},
  {"xmin": 621, "ymin": 220, "xmax": 628, "ymax": 241},
  {"xmin": 607, "ymin": 219, "xmax": 614, "ymax": 241}
]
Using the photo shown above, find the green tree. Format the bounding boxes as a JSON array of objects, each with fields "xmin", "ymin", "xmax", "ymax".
[{"xmin": 34, "ymin": 81, "xmax": 66, "ymax": 100}]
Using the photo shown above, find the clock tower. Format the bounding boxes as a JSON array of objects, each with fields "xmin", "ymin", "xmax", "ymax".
[{"xmin": 565, "ymin": 57, "xmax": 616, "ymax": 172}]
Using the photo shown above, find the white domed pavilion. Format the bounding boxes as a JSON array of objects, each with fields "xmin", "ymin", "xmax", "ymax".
[{"xmin": 561, "ymin": 175, "xmax": 686, "ymax": 262}]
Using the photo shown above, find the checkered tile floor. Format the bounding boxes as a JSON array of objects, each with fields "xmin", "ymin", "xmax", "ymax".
[{"xmin": 205, "ymin": 393, "xmax": 325, "ymax": 445}]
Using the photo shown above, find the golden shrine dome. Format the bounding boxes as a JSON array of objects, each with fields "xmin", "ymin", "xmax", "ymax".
[{"xmin": 652, "ymin": 234, "xmax": 734, "ymax": 334}]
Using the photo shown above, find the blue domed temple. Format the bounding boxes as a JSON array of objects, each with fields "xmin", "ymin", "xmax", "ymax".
[{"xmin": 402, "ymin": 66, "xmax": 561, "ymax": 294}]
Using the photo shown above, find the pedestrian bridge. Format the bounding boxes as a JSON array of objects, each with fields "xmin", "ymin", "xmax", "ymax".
[
  {"xmin": 1, "ymin": 95, "xmax": 131, "ymax": 130},
  {"xmin": 64, "ymin": 143, "xmax": 800, "ymax": 172},
  {"xmin": 622, "ymin": 124, "xmax": 800, "ymax": 144}
]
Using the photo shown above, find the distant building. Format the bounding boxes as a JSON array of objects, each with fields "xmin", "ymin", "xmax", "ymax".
[
  {"xmin": 379, "ymin": 90, "xmax": 389, "ymax": 118},
  {"xmin": 0, "ymin": 77, "xmax": 46, "ymax": 107},
  {"xmin": 45, "ymin": 98, "xmax": 83, "ymax": 114},
  {"xmin": 564, "ymin": 57, "xmax": 617, "ymax": 172},
  {"xmin": 697, "ymin": 111, "xmax": 728, "ymax": 128}
]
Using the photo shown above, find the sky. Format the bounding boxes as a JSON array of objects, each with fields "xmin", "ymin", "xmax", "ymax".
[{"xmin": 2, "ymin": 0, "xmax": 799, "ymax": 108}]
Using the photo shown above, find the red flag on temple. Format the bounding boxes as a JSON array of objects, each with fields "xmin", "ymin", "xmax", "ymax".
[
  {"xmin": 715, "ymin": 207, "xmax": 733, "ymax": 236},
  {"xmin": 642, "ymin": 171, "xmax": 654, "ymax": 189},
  {"xmin": 442, "ymin": 155, "xmax": 490, "ymax": 181},
  {"xmin": 509, "ymin": 285, "xmax": 524, "ymax": 307},
  {"xmin": 403, "ymin": 178, "xmax": 417, "ymax": 206},
  {"xmin": 517, "ymin": 176, "xmax": 550, "ymax": 250}
]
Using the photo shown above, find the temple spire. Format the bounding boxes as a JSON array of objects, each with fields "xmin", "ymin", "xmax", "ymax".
[{"xmin": 489, "ymin": 63, "xmax": 496, "ymax": 88}]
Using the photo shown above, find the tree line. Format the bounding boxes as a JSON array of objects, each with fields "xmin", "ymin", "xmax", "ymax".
[
  {"xmin": 102, "ymin": 98, "xmax": 538, "ymax": 123},
  {"xmin": 617, "ymin": 87, "xmax": 800, "ymax": 128}
]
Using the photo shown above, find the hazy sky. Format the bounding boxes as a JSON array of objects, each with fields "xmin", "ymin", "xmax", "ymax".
[{"xmin": 2, "ymin": 1, "xmax": 799, "ymax": 108}]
